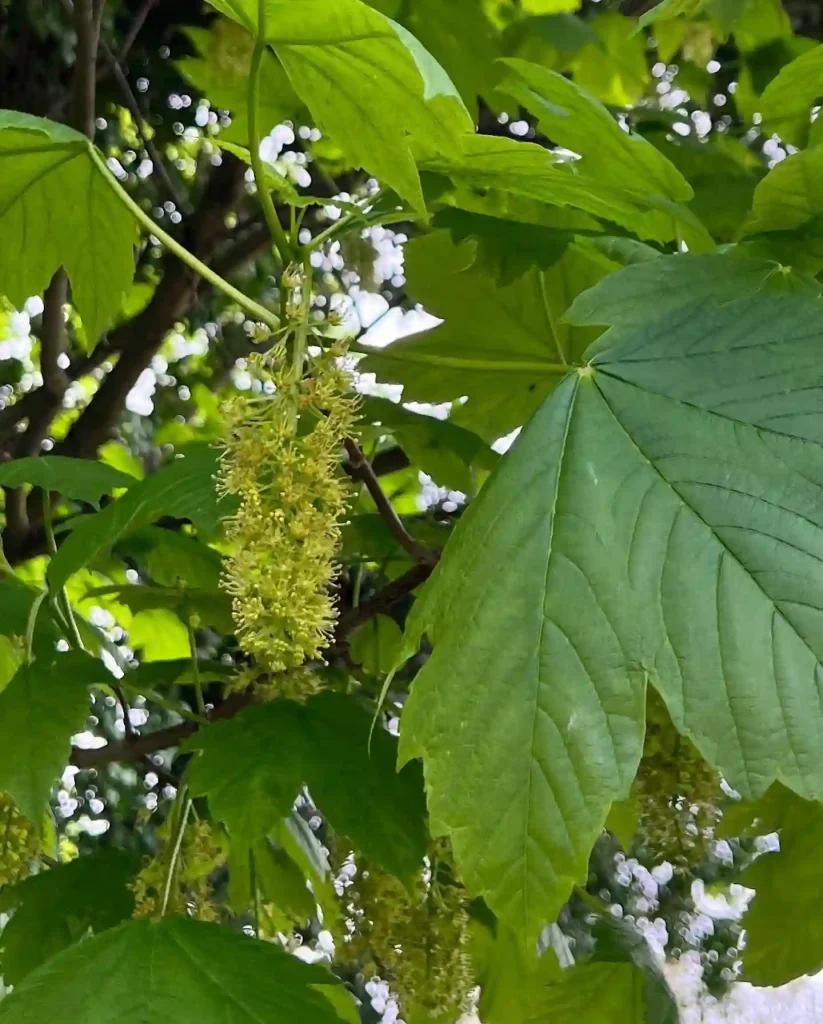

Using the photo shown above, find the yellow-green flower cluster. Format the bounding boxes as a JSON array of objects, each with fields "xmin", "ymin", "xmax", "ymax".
[
  {"xmin": 634, "ymin": 689, "xmax": 721, "ymax": 869},
  {"xmin": 132, "ymin": 818, "xmax": 225, "ymax": 920},
  {"xmin": 218, "ymin": 345, "xmax": 357, "ymax": 675},
  {"xmin": 0, "ymin": 793, "xmax": 41, "ymax": 888},
  {"xmin": 346, "ymin": 856, "xmax": 474, "ymax": 1021}
]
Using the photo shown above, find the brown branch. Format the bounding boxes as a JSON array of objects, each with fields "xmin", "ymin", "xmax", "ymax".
[
  {"xmin": 343, "ymin": 437, "xmax": 437, "ymax": 566},
  {"xmin": 69, "ymin": 556, "xmax": 437, "ymax": 771},
  {"xmin": 70, "ymin": 690, "xmax": 253, "ymax": 770},
  {"xmin": 335, "ymin": 562, "xmax": 435, "ymax": 642},
  {"xmin": 114, "ymin": 0, "xmax": 158, "ymax": 65}
]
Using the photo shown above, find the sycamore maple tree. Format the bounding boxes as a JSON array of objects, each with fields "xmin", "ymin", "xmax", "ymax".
[{"xmin": 3, "ymin": 0, "xmax": 823, "ymax": 1021}]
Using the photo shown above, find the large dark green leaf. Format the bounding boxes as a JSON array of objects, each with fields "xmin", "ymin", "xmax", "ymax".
[
  {"xmin": 185, "ymin": 691, "xmax": 427, "ymax": 882},
  {"xmin": 0, "ymin": 456, "xmax": 133, "ymax": 504},
  {"xmin": 0, "ymin": 651, "xmax": 112, "ymax": 819},
  {"xmin": 0, "ymin": 918, "xmax": 350, "ymax": 1024},
  {"xmin": 0, "ymin": 848, "xmax": 138, "ymax": 984},
  {"xmin": 397, "ymin": 253, "xmax": 823, "ymax": 940},
  {"xmin": 205, "ymin": 0, "xmax": 471, "ymax": 214},
  {"xmin": 47, "ymin": 447, "xmax": 225, "ymax": 592},
  {"xmin": 0, "ymin": 112, "xmax": 134, "ymax": 340},
  {"xmin": 360, "ymin": 231, "xmax": 614, "ymax": 439}
]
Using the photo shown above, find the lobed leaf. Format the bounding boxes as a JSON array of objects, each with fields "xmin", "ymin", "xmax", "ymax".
[
  {"xmin": 185, "ymin": 691, "xmax": 427, "ymax": 883},
  {"xmin": 0, "ymin": 917, "xmax": 350, "ymax": 1024},
  {"xmin": 398, "ymin": 253, "xmax": 823, "ymax": 940}
]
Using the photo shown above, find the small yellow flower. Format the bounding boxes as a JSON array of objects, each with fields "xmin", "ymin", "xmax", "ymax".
[
  {"xmin": 0, "ymin": 793, "xmax": 41, "ymax": 888},
  {"xmin": 131, "ymin": 817, "xmax": 225, "ymax": 921}
]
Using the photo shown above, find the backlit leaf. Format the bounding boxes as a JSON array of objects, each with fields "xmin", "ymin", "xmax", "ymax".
[
  {"xmin": 758, "ymin": 43, "xmax": 823, "ymax": 147},
  {"xmin": 0, "ymin": 111, "xmax": 134, "ymax": 340},
  {"xmin": 0, "ymin": 651, "xmax": 112, "ymax": 819},
  {"xmin": 498, "ymin": 59, "xmax": 691, "ymax": 202},
  {"xmin": 0, "ymin": 456, "xmax": 133, "ymax": 504},
  {"xmin": 206, "ymin": 0, "xmax": 472, "ymax": 214}
]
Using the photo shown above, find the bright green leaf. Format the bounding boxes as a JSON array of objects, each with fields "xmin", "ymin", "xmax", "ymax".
[
  {"xmin": 403, "ymin": 0, "xmax": 502, "ymax": 109},
  {"xmin": 571, "ymin": 13, "xmax": 648, "ymax": 107},
  {"xmin": 420, "ymin": 133, "xmax": 711, "ymax": 247},
  {"xmin": 361, "ymin": 231, "xmax": 614, "ymax": 440},
  {"xmin": 206, "ymin": 0, "xmax": 472, "ymax": 215},
  {"xmin": 398, "ymin": 253, "xmax": 823, "ymax": 940},
  {"xmin": 177, "ymin": 19, "xmax": 300, "ymax": 143},
  {"xmin": 758, "ymin": 43, "xmax": 823, "ymax": 147},
  {"xmin": 128, "ymin": 607, "xmax": 190, "ymax": 661},
  {"xmin": 0, "ymin": 651, "xmax": 112, "ymax": 819},
  {"xmin": 360, "ymin": 394, "xmax": 499, "ymax": 491},
  {"xmin": 637, "ymin": 0, "xmax": 707, "ymax": 27},
  {"xmin": 0, "ymin": 848, "xmax": 139, "ymax": 984},
  {"xmin": 744, "ymin": 146, "xmax": 823, "ymax": 236},
  {"xmin": 0, "ymin": 111, "xmax": 134, "ymax": 340},
  {"xmin": 349, "ymin": 614, "xmax": 404, "ymax": 675},
  {"xmin": 185, "ymin": 691, "xmax": 427, "ymax": 882},
  {"xmin": 0, "ymin": 456, "xmax": 133, "ymax": 504},
  {"xmin": 47, "ymin": 446, "xmax": 226, "ymax": 592},
  {"xmin": 0, "ymin": 917, "xmax": 350, "ymax": 1024},
  {"xmin": 498, "ymin": 59, "xmax": 692, "ymax": 202}
]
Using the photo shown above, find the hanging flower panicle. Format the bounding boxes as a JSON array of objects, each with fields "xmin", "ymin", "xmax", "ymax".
[
  {"xmin": 343, "ymin": 848, "xmax": 474, "ymax": 1021},
  {"xmin": 634, "ymin": 689, "xmax": 721, "ymax": 869},
  {"xmin": 0, "ymin": 793, "xmax": 41, "ymax": 888},
  {"xmin": 218, "ymin": 328, "xmax": 358, "ymax": 677},
  {"xmin": 131, "ymin": 817, "xmax": 225, "ymax": 921}
]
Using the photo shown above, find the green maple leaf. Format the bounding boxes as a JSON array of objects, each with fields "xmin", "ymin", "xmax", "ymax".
[
  {"xmin": 396, "ymin": 253, "xmax": 823, "ymax": 941},
  {"xmin": 0, "ymin": 918, "xmax": 351, "ymax": 1024},
  {"xmin": 0, "ymin": 848, "xmax": 139, "ymax": 984},
  {"xmin": 185, "ymin": 691, "xmax": 427, "ymax": 884},
  {"xmin": 203, "ymin": 0, "xmax": 472, "ymax": 214}
]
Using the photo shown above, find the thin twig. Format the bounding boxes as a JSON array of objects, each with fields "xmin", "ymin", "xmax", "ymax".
[
  {"xmin": 114, "ymin": 0, "xmax": 158, "ymax": 64},
  {"xmin": 99, "ymin": 39, "xmax": 190, "ymax": 212},
  {"xmin": 343, "ymin": 437, "xmax": 438, "ymax": 566}
]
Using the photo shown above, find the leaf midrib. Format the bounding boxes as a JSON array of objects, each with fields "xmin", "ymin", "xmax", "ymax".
[{"xmin": 523, "ymin": 374, "xmax": 579, "ymax": 933}]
